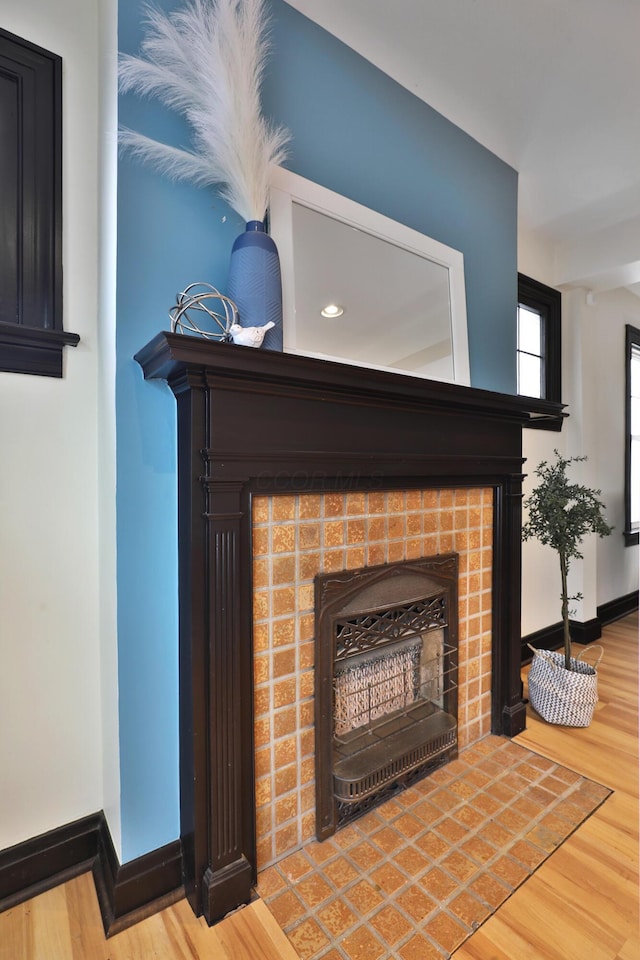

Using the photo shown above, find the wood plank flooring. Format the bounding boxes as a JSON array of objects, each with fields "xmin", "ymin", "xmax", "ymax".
[
  {"xmin": 454, "ymin": 612, "xmax": 639, "ymax": 960},
  {"xmin": 0, "ymin": 612, "xmax": 637, "ymax": 960}
]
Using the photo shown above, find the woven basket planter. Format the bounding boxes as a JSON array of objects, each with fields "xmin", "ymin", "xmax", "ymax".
[{"xmin": 527, "ymin": 645, "xmax": 603, "ymax": 727}]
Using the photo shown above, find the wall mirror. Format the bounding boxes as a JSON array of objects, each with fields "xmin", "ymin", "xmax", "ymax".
[{"xmin": 269, "ymin": 167, "xmax": 470, "ymax": 385}]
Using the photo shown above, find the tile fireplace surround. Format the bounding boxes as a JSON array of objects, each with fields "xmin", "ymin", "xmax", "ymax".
[
  {"xmin": 252, "ymin": 487, "xmax": 494, "ymax": 870},
  {"xmin": 135, "ymin": 333, "xmax": 563, "ymax": 925}
]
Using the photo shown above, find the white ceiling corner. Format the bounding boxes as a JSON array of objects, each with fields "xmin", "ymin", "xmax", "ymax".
[{"xmin": 284, "ymin": 0, "xmax": 640, "ymax": 293}]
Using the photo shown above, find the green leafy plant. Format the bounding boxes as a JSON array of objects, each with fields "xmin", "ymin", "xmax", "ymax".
[{"xmin": 522, "ymin": 451, "xmax": 613, "ymax": 670}]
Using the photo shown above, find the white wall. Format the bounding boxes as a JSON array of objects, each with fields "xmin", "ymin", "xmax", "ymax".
[
  {"xmin": 519, "ymin": 227, "xmax": 639, "ymax": 637},
  {"xmin": 0, "ymin": 0, "xmax": 109, "ymax": 848}
]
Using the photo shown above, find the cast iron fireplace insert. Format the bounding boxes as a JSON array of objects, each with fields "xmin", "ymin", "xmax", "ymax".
[{"xmin": 315, "ymin": 554, "xmax": 459, "ymax": 839}]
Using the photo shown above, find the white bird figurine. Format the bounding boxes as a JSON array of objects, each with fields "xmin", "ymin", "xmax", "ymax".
[{"xmin": 229, "ymin": 321, "xmax": 275, "ymax": 348}]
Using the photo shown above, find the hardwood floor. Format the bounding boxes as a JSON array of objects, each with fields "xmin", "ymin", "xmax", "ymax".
[
  {"xmin": 454, "ymin": 611, "xmax": 639, "ymax": 960},
  {"xmin": 0, "ymin": 613, "xmax": 637, "ymax": 960}
]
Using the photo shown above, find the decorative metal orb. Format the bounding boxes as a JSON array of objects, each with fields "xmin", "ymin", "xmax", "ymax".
[{"xmin": 169, "ymin": 282, "xmax": 239, "ymax": 341}]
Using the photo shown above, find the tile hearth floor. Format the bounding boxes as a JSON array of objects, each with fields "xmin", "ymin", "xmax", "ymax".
[{"xmin": 257, "ymin": 735, "xmax": 611, "ymax": 960}]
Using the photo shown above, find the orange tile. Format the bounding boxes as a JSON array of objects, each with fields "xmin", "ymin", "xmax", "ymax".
[
  {"xmin": 295, "ymin": 873, "xmax": 333, "ymax": 909},
  {"xmin": 278, "ymin": 850, "xmax": 314, "ymax": 883},
  {"xmin": 510, "ymin": 839, "xmax": 547, "ymax": 870},
  {"xmin": 252, "ymin": 526, "xmax": 269, "ymax": 556},
  {"xmin": 367, "ymin": 542, "xmax": 386, "ymax": 566},
  {"xmin": 274, "ymin": 738, "xmax": 297, "ymax": 769},
  {"xmin": 346, "ymin": 519, "xmax": 366, "ymax": 543},
  {"xmin": 388, "ymin": 491, "xmax": 405, "ymax": 512},
  {"xmin": 348, "ymin": 841, "xmax": 385, "ymax": 871},
  {"xmin": 469, "ymin": 873, "xmax": 510, "ymax": 909},
  {"xmin": 317, "ymin": 898, "xmax": 358, "ymax": 938},
  {"xmin": 272, "ymin": 524, "xmax": 295, "ymax": 553},
  {"xmin": 424, "ymin": 911, "xmax": 468, "ymax": 953},
  {"xmin": 394, "ymin": 845, "xmax": 430, "ymax": 878},
  {"xmin": 366, "ymin": 516, "xmax": 386, "ymax": 541},
  {"xmin": 272, "ymin": 648, "xmax": 296, "ymax": 679},
  {"xmin": 299, "ymin": 523, "xmax": 321, "ymax": 549},
  {"xmin": 286, "ymin": 917, "xmax": 330, "ymax": 959},
  {"xmin": 253, "ymin": 591, "xmax": 270, "ymax": 621},
  {"xmin": 421, "ymin": 867, "xmax": 459, "ymax": 902},
  {"xmin": 345, "ymin": 879, "xmax": 384, "ymax": 916},
  {"xmin": 323, "ymin": 856, "xmax": 359, "ymax": 889},
  {"xmin": 414, "ymin": 831, "xmax": 449, "ymax": 861},
  {"xmin": 253, "ymin": 497, "xmax": 270, "ymax": 523},
  {"xmin": 271, "ymin": 555, "xmax": 296, "ymax": 584},
  {"xmin": 298, "ymin": 613, "xmax": 315, "ymax": 641},
  {"xmin": 272, "ymin": 617, "xmax": 295, "ymax": 646},
  {"xmin": 369, "ymin": 862, "xmax": 406, "ymax": 894},
  {"xmin": 257, "ymin": 864, "xmax": 285, "ymax": 898},
  {"xmin": 275, "ymin": 793, "xmax": 299, "ymax": 826},
  {"xmin": 449, "ymin": 890, "xmax": 490, "ymax": 928},
  {"xmin": 324, "ymin": 520, "xmax": 345, "ymax": 547},
  {"xmin": 275, "ymin": 822, "xmax": 299, "ymax": 858},
  {"xmin": 299, "ymin": 552, "xmax": 321, "ymax": 580},
  {"xmin": 254, "ymin": 717, "xmax": 271, "ymax": 748},
  {"xmin": 253, "ymin": 622, "xmax": 269, "ymax": 653},
  {"xmin": 296, "ymin": 583, "xmax": 313, "ymax": 613},
  {"xmin": 395, "ymin": 883, "xmax": 435, "ymax": 922},
  {"xmin": 298, "ymin": 640, "xmax": 314, "ymax": 671},
  {"xmin": 273, "ymin": 587, "xmax": 296, "ymax": 617},
  {"xmin": 441, "ymin": 851, "xmax": 477, "ymax": 882},
  {"xmin": 388, "ymin": 540, "xmax": 405, "ymax": 562},
  {"xmin": 272, "ymin": 496, "xmax": 296, "ymax": 521},
  {"xmin": 370, "ymin": 826, "xmax": 404, "ymax": 855},
  {"xmin": 460, "ymin": 837, "xmax": 496, "ymax": 866},
  {"xmin": 406, "ymin": 490, "xmax": 422, "ymax": 510},
  {"xmin": 397, "ymin": 932, "xmax": 443, "ymax": 960},
  {"xmin": 367, "ymin": 491, "xmax": 387, "ymax": 514},
  {"xmin": 369, "ymin": 904, "xmax": 413, "ymax": 946},
  {"xmin": 324, "ymin": 549, "xmax": 347, "ymax": 571},
  {"xmin": 346, "ymin": 492, "xmax": 366, "ymax": 515},
  {"xmin": 273, "ymin": 677, "xmax": 296, "ymax": 708},
  {"xmin": 299, "ymin": 494, "xmax": 322, "ymax": 519},
  {"xmin": 340, "ymin": 925, "xmax": 386, "ymax": 960},
  {"xmin": 388, "ymin": 515, "xmax": 405, "ymax": 539},
  {"xmin": 253, "ymin": 558, "xmax": 269, "ymax": 588},
  {"xmin": 267, "ymin": 888, "xmax": 306, "ymax": 928},
  {"xmin": 346, "ymin": 547, "xmax": 366, "ymax": 569},
  {"xmin": 305, "ymin": 838, "xmax": 340, "ymax": 865},
  {"xmin": 323, "ymin": 493, "xmax": 345, "ymax": 517}
]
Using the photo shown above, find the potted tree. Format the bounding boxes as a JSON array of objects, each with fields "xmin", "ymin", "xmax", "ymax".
[{"xmin": 522, "ymin": 451, "xmax": 613, "ymax": 726}]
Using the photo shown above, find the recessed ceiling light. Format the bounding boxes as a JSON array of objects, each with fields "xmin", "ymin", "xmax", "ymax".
[{"xmin": 320, "ymin": 304, "xmax": 344, "ymax": 318}]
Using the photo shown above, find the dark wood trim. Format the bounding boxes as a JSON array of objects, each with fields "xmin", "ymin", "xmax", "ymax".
[
  {"xmin": 521, "ymin": 595, "xmax": 639, "ymax": 663},
  {"xmin": 569, "ymin": 617, "xmax": 602, "ymax": 646},
  {"xmin": 625, "ymin": 325, "xmax": 640, "ymax": 545},
  {"xmin": 0, "ymin": 29, "xmax": 78, "ymax": 377},
  {"xmin": 92, "ymin": 818, "xmax": 183, "ymax": 937},
  {"xmin": 0, "ymin": 813, "xmax": 101, "ymax": 913},
  {"xmin": 135, "ymin": 334, "xmax": 564, "ymax": 925},
  {"xmin": 0, "ymin": 813, "xmax": 183, "ymax": 937},
  {"xmin": 518, "ymin": 273, "xmax": 563, "ymax": 431},
  {"xmin": 0, "ymin": 322, "xmax": 79, "ymax": 377},
  {"xmin": 598, "ymin": 590, "xmax": 639, "ymax": 626}
]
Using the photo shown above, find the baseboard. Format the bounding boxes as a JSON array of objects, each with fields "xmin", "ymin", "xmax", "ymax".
[
  {"xmin": 598, "ymin": 590, "xmax": 639, "ymax": 625},
  {"xmin": 569, "ymin": 616, "xmax": 602, "ymax": 646},
  {"xmin": 522, "ymin": 590, "xmax": 639, "ymax": 663},
  {"xmin": 92, "ymin": 816, "xmax": 183, "ymax": 936},
  {"xmin": 0, "ymin": 813, "xmax": 101, "ymax": 913},
  {"xmin": 0, "ymin": 812, "xmax": 183, "ymax": 936}
]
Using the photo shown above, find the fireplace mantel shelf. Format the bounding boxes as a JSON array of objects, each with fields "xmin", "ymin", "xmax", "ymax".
[
  {"xmin": 136, "ymin": 332, "xmax": 564, "ymax": 428},
  {"xmin": 134, "ymin": 332, "xmax": 563, "ymax": 927}
]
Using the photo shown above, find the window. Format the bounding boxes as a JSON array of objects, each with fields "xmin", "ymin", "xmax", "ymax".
[
  {"xmin": 625, "ymin": 324, "xmax": 640, "ymax": 547},
  {"xmin": 0, "ymin": 28, "xmax": 78, "ymax": 376},
  {"xmin": 517, "ymin": 274, "xmax": 562, "ymax": 429}
]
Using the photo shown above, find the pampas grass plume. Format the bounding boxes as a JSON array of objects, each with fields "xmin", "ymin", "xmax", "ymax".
[{"xmin": 118, "ymin": 0, "xmax": 289, "ymax": 223}]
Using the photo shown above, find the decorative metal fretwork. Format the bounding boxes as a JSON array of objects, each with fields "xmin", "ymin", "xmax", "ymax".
[
  {"xmin": 335, "ymin": 596, "xmax": 446, "ymax": 659},
  {"xmin": 334, "ymin": 639, "xmax": 422, "ymax": 736}
]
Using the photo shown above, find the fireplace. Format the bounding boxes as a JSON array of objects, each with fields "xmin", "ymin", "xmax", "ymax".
[
  {"xmin": 134, "ymin": 333, "xmax": 563, "ymax": 925},
  {"xmin": 314, "ymin": 555, "xmax": 459, "ymax": 839}
]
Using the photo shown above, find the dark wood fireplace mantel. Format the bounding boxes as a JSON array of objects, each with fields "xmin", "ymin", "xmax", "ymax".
[{"xmin": 134, "ymin": 333, "xmax": 564, "ymax": 925}]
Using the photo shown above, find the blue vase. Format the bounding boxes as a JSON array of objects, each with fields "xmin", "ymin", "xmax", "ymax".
[{"xmin": 227, "ymin": 220, "xmax": 283, "ymax": 351}]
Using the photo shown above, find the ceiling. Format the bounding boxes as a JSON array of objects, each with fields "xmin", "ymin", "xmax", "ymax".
[{"xmin": 284, "ymin": 0, "xmax": 640, "ymax": 295}]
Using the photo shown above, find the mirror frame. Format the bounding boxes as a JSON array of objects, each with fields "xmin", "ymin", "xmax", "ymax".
[{"xmin": 269, "ymin": 167, "xmax": 470, "ymax": 386}]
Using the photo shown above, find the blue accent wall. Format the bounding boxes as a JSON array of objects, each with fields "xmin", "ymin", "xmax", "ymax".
[{"xmin": 116, "ymin": 0, "xmax": 518, "ymax": 861}]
